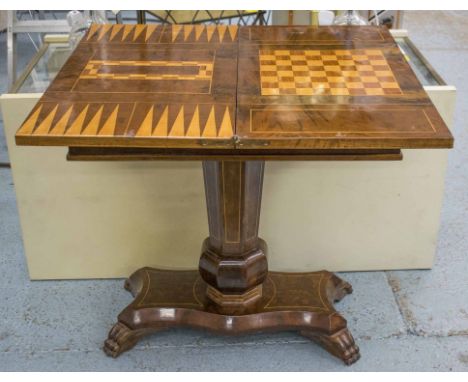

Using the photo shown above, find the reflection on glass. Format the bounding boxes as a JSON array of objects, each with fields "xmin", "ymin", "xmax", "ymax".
[
  {"xmin": 66, "ymin": 11, "xmax": 88, "ymax": 50},
  {"xmin": 394, "ymin": 38, "xmax": 441, "ymax": 86},
  {"xmin": 17, "ymin": 44, "xmax": 73, "ymax": 93},
  {"xmin": 333, "ymin": 10, "xmax": 368, "ymax": 26}
]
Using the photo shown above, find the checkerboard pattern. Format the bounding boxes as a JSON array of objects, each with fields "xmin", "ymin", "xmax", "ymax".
[{"xmin": 259, "ymin": 49, "xmax": 402, "ymax": 96}]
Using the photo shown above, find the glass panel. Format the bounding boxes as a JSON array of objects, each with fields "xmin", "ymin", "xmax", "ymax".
[
  {"xmin": 15, "ymin": 36, "xmax": 444, "ymax": 93},
  {"xmin": 16, "ymin": 43, "xmax": 74, "ymax": 93},
  {"xmin": 395, "ymin": 37, "xmax": 443, "ymax": 86}
]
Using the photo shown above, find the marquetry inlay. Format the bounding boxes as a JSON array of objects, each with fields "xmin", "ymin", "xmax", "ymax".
[
  {"xmin": 18, "ymin": 102, "xmax": 234, "ymax": 139},
  {"xmin": 80, "ymin": 60, "xmax": 214, "ymax": 82},
  {"xmin": 259, "ymin": 49, "xmax": 402, "ymax": 96},
  {"xmin": 85, "ymin": 23, "xmax": 238, "ymax": 44}
]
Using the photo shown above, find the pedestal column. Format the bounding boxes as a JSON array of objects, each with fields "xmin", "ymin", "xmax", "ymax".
[
  {"xmin": 104, "ymin": 160, "xmax": 360, "ymax": 365},
  {"xmin": 199, "ymin": 160, "xmax": 267, "ymax": 311}
]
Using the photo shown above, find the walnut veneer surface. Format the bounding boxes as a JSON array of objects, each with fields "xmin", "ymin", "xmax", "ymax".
[{"xmin": 16, "ymin": 25, "xmax": 453, "ymax": 150}]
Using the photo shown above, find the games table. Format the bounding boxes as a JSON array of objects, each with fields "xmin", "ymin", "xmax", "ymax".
[{"xmin": 15, "ymin": 24, "xmax": 453, "ymax": 365}]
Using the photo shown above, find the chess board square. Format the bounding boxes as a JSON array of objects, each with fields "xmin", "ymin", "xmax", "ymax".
[
  {"xmin": 323, "ymin": 60, "xmax": 340, "ymax": 66},
  {"xmin": 378, "ymin": 76, "xmax": 398, "ymax": 83},
  {"xmin": 295, "ymin": 81, "xmax": 313, "ymax": 87},
  {"xmin": 341, "ymin": 71, "xmax": 359, "ymax": 77},
  {"xmin": 260, "ymin": 54, "xmax": 276, "ymax": 61},
  {"xmin": 327, "ymin": 75, "xmax": 345, "ymax": 82},
  {"xmin": 309, "ymin": 71, "xmax": 327, "ymax": 77},
  {"xmin": 329, "ymin": 82, "xmax": 347, "ymax": 88},
  {"xmin": 325, "ymin": 70, "xmax": 344, "ymax": 79},
  {"xmin": 279, "ymin": 76, "xmax": 295, "ymax": 82},
  {"xmin": 279, "ymin": 81, "xmax": 296, "ymax": 88},
  {"xmin": 348, "ymin": 88, "xmax": 368, "ymax": 96},
  {"xmin": 292, "ymin": 65, "xmax": 310, "ymax": 71},
  {"xmin": 344, "ymin": 76, "xmax": 362, "ymax": 82},
  {"xmin": 261, "ymin": 70, "xmax": 277, "ymax": 76},
  {"xmin": 262, "ymin": 81, "xmax": 279, "ymax": 88},
  {"xmin": 291, "ymin": 60, "xmax": 308, "ymax": 66},
  {"xmin": 277, "ymin": 59, "xmax": 292, "ymax": 65},
  {"xmin": 321, "ymin": 55, "xmax": 338, "ymax": 60},
  {"xmin": 346, "ymin": 82, "xmax": 365, "ymax": 89},
  {"xmin": 277, "ymin": 65, "xmax": 293, "ymax": 71},
  {"xmin": 338, "ymin": 60, "xmax": 355, "ymax": 66},
  {"xmin": 359, "ymin": 71, "xmax": 377, "ymax": 76},
  {"xmin": 295, "ymin": 76, "xmax": 313, "ymax": 83},
  {"xmin": 340, "ymin": 65, "xmax": 357, "ymax": 71},
  {"xmin": 375, "ymin": 70, "xmax": 393, "ymax": 77},
  {"xmin": 293, "ymin": 70, "xmax": 311, "ymax": 77},
  {"xmin": 356, "ymin": 65, "xmax": 373, "ymax": 71},
  {"xmin": 312, "ymin": 82, "xmax": 330, "ymax": 89},
  {"xmin": 279, "ymin": 88, "xmax": 297, "ymax": 94},
  {"xmin": 365, "ymin": 88, "xmax": 385, "ymax": 95},
  {"xmin": 262, "ymin": 88, "xmax": 280, "ymax": 95},
  {"xmin": 363, "ymin": 82, "xmax": 380, "ymax": 88},
  {"xmin": 336, "ymin": 55, "xmax": 353, "ymax": 60},
  {"xmin": 361, "ymin": 76, "xmax": 379, "ymax": 83},
  {"xmin": 307, "ymin": 60, "xmax": 324, "ymax": 66},
  {"xmin": 334, "ymin": 49, "xmax": 352, "ymax": 55},
  {"xmin": 324, "ymin": 65, "xmax": 341, "ymax": 71},
  {"xmin": 351, "ymin": 55, "xmax": 368, "ymax": 60},
  {"xmin": 381, "ymin": 82, "xmax": 400, "ymax": 89},
  {"xmin": 261, "ymin": 65, "xmax": 277, "ymax": 71},
  {"xmin": 370, "ymin": 60, "xmax": 387, "ymax": 66}
]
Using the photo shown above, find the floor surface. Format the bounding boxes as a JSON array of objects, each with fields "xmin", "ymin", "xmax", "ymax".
[{"xmin": 0, "ymin": 11, "xmax": 467, "ymax": 371}]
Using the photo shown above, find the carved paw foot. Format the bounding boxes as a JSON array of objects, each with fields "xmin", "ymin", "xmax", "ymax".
[
  {"xmin": 303, "ymin": 328, "xmax": 360, "ymax": 365},
  {"xmin": 103, "ymin": 322, "xmax": 139, "ymax": 358}
]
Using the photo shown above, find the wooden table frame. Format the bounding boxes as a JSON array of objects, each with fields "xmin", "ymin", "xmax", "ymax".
[{"xmin": 15, "ymin": 24, "xmax": 453, "ymax": 366}]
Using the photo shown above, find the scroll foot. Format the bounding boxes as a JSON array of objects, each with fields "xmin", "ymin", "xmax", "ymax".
[
  {"xmin": 302, "ymin": 328, "xmax": 360, "ymax": 365},
  {"xmin": 103, "ymin": 322, "xmax": 140, "ymax": 358}
]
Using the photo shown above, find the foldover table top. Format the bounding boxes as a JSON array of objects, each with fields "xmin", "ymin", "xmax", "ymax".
[{"xmin": 15, "ymin": 24, "xmax": 453, "ymax": 151}]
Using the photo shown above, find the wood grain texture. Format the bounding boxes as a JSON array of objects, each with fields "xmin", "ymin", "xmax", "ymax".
[
  {"xmin": 200, "ymin": 161, "xmax": 267, "ymax": 308},
  {"xmin": 16, "ymin": 24, "xmax": 237, "ymax": 148},
  {"xmin": 16, "ymin": 24, "xmax": 453, "ymax": 151},
  {"xmin": 236, "ymin": 25, "xmax": 453, "ymax": 150},
  {"xmin": 104, "ymin": 267, "xmax": 360, "ymax": 365},
  {"xmin": 67, "ymin": 147, "xmax": 403, "ymax": 161}
]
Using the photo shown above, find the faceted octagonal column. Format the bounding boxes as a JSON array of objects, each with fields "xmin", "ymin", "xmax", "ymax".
[{"xmin": 199, "ymin": 160, "xmax": 268, "ymax": 311}]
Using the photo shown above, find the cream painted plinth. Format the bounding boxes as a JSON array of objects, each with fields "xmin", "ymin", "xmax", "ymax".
[{"xmin": 1, "ymin": 87, "xmax": 455, "ymax": 279}]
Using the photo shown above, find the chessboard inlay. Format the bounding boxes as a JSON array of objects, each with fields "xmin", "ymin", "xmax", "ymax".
[{"xmin": 259, "ymin": 49, "xmax": 402, "ymax": 96}]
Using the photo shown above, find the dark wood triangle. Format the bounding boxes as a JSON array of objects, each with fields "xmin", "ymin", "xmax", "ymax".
[
  {"xmin": 198, "ymin": 104, "xmax": 213, "ymax": 134},
  {"xmin": 31, "ymin": 103, "xmax": 59, "ymax": 134},
  {"xmin": 183, "ymin": 104, "xmax": 198, "ymax": 134}
]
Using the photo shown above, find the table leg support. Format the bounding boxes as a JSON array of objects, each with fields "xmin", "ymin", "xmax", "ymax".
[{"xmin": 104, "ymin": 160, "xmax": 360, "ymax": 365}]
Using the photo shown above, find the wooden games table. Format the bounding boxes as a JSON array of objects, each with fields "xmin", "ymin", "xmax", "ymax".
[{"xmin": 15, "ymin": 24, "xmax": 453, "ymax": 365}]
